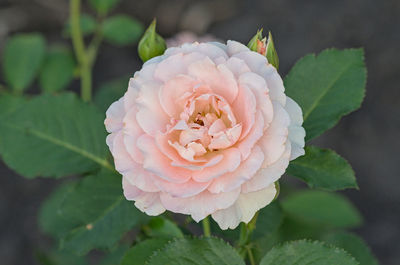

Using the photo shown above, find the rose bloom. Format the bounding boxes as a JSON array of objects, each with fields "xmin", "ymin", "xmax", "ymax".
[{"xmin": 105, "ymin": 41, "xmax": 305, "ymax": 229}]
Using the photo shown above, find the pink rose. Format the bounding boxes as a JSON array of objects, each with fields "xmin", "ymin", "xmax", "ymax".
[{"xmin": 105, "ymin": 41, "xmax": 305, "ymax": 229}]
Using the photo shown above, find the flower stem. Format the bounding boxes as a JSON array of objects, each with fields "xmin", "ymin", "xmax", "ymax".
[
  {"xmin": 70, "ymin": 0, "xmax": 91, "ymax": 102},
  {"xmin": 237, "ymin": 212, "xmax": 259, "ymax": 262},
  {"xmin": 202, "ymin": 216, "xmax": 211, "ymax": 237}
]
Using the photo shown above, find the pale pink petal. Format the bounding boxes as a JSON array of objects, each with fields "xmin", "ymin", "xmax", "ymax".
[
  {"xmin": 136, "ymin": 80, "xmax": 170, "ymax": 136},
  {"xmin": 238, "ymin": 72, "xmax": 274, "ymax": 126},
  {"xmin": 159, "ymin": 75, "xmax": 197, "ymax": 117},
  {"xmin": 225, "ymin": 57, "xmax": 251, "ymax": 78},
  {"xmin": 123, "ymin": 167, "xmax": 160, "ymax": 193},
  {"xmin": 232, "ymin": 82, "xmax": 257, "ymax": 140},
  {"xmin": 235, "ymin": 111, "xmax": 264, "ymax": 160},
  {"xmin": 226, "ymin": 40, "xmax": 250, "ymax": 56},
  {"xmin": 137, "ymin": 134, "xmax": 191, "ymax": 183},
  {"xmin": 122, "ymin": 177, "xmax": 165, "ymax": 215},
  {"xmin": 160, "ymin": 188, "xmax": 240, "ymax": 222},
  {"xmin": 111, "ymin": 131, "xmax": 135, "ymax": 172},
  {"xmin": 285, "ymin": 97, "xmax": 305, "ymax": 160},
  {"xmin": 211, "ymin": 183, "xmax": 276, "ymax": 229},
  {"xmin": 241, "ymin": 142, "xmax": 291, "ymax": 193},
  {"xmin": 208, "ymin": 145, "xmax": 264, "ymax": 193},
  {"xmin": 258, "ymin": 66, "xmax": 286, "ymax": 105},
  {"xmin": 154, "ymin": 52, "xmax": 206, "ymax": 82},
  {"xmin": 192, "ymin": 148, "xmax": 242, "ymax": 182},
  {"xmin": 188, "ymin": 57, "xmax": 238, "ymax": 103},
  {"xmin": 259, "ymin": 102, "xmax": 290, "ymax": 167},
  {"xmin": 164, "ymin": 42, "xmax": 228, "ymax": 62},
  {"xmin": 123, "ymin": 108, "xmax": 144, "ymax": 164},
  {"xmin": 105, "ymin": 97, "xmax": 125, "ymax": 133},
  {"xmin": 153, "ymin": 177, "xmax": 211, "ymax": 198},
  {"xmin": 232, "ymin": 50, "xmax": 286, "ymax": 105}
]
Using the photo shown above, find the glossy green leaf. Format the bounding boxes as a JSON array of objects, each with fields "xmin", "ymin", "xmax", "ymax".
[
  {"xmin": 253, "ymin": 201, "xmax": 284, "ymax": 239},
  {"xmin": 322, "ymin": 232, "xmax": 379, "ymax": 265},
  {"xmin": 35, "ymin": 248, "xmax": 88, "ymax": 265},
  {"xmin": 285, "ymin": 48, "xmax": 366, "ymax": 140},
  {"xmin": 64, "ymin": 14, "xmax": 96, "ymax": 37},
  {"xmin": 0, "ymin": 93, "xmax": 25, "ymax": 119},
  {"xmin": 0, "ymin": 93, "xmax": 111, "ymax": 178},
  {"xmin": 121, "ymin": 239, "xmax": 170, "ymax": 265},
  {"xmin": 147, "ymin": 237, "xmax": 245, "ymax": 265},
  {"xmin": 287, "ymin": 146, "xmax": 357, "ymax": 191},
  {"xmin": 59, "ymin": 171, "xmax": 148, "ymax": 255},
  {"xmin": 89, "ymin": 0, "xmax": 121, "ymax": 15},
  {"xmin": 143, "ymin": 217, "xmax": 184, "ymax": 239},
  {"xmin": 281, "ymin": 191, "xmax": 362, "ymax": 229},
  {"xmin": 99, "ymin": 244, "xmax": 130, "ymax": 265},
  {"xmin": 39, "ymin": 182, "xmax": 79, "ymax": 238},
  {"xmin": 260, "ymin": 240, "xmax": 358, "ymax": 265},
  {"xmin": 2, "ymin": 33, "xmax": 46, "ymax": 92},
  {"xmin": 94, "ymin": 77, "xmax": 128, "ymax": 112},
  {"xmin": 39, "ymin": 47, "xmax": 75, "ymax": 92},
  {"xmin": 102, "ymin": 15, "xmax": 144, "ymax": 46}
]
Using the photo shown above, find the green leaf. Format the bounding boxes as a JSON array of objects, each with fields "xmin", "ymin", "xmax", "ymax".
[
  {"xmin": 39, "ymin": 182, "xmax": 79, "ymax": 238},
  {"xmin": 59, "ymin": 171, "xmax": 148, "ymax": 255},
  {"xmin": 260, "ymin": 240, "xmax": 358, "ymax": 265},
  {"xmin": 36, "ymin": 248, "xmax": 88, "ymax": 265},
  {"xmin": 2, "ymin": 33, "xmax": 46, "ymax": 92},
  {"xmin": 121, "ymin": 239, "xmax": 170, "ymax": 265},
  {"xmin": 0, "ymin": 93, "xmax": 25, "ymax": 119},
  {"xmin": 102, "ymin": 15, "xmax": 144, "ymax": 46},
  {"xmin": 0, "ymin": 93, "xmax": 111, "ymax": 178},
  {"xmin": 99, "ymin": 244, "xmax": 130, "ymax": 265},
  {"xmin": 143, "ymin": 217, "xmax": 184, "ymax": 239},
  {"xmin": 253, "ymin": 201, "xmax": 284, "ymax": 239},
  {"xmin": 285, "ymin": 48, "xmax": 366, "ymax": 140},
  {"xmin": 39, "ymin": 47, "xmax": 76, "ymax": 92},
  {"xmin": 147, "ymin": 237, "xmax": 245, "ymax": 265},
  {"xmin": 287, "ymin": 146, "xmax": 357, "ymax": 191},
  {"xmin": 322, "ymin": 232, "xmax": 379, "ymax": 265},
  {"xmin": 94, "ymin": 77, "xmax": 128, "ymax": 112},
  {"xmin": 89, "ymin": 0, "xmax": 121, "ymax": 15},
  {"xmin": 64, "ymin": 14, "xmax": 96, "ymax": 37},
  {"xmin": 281, "ymin": 191, "xmax": 362, "ymax": 229}
]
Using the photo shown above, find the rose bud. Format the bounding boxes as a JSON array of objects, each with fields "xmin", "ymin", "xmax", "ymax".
[
  {"xmin": 248, "ymin": 29, "xmax": 279, "ymax": 70},
  {"xmin": 138, "ymin": 19, "xmax": 166, "ymax": 62},
  {"xmin": 266, "ymin": 31, "xmax": 279, "ymax": 70},
  {"xmin": 105, "ymin": 40, "xmax": 305, "ymax": 230}
]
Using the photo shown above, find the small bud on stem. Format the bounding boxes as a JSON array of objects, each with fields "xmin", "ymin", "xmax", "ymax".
[
  {"xmin": 247, "ymin": 29, "xmax": 279, "ymax": 70},
  {"xmin": 138, "ymin": 19, "xmax": 166, "ymax": 62}
]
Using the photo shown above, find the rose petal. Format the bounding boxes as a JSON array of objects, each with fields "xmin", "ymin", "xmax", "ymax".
[
  {"xmin": 136, "ymin": 80, "xmax": 169, "ymax": 136},
  {"xmin": 192, "ymin": 147, "xmax": 242, "ymax": 182},
  {"xmin": 241, "ymin": 142, "xmax": 291, "ymax": 193},
  {"xmin": 285, "ymin": 97, "xmax": 305, "ymax": 160},
  {"xmin": 236, "ymin": 111, "xmax": 264, "ymax": 160},
  {"xmin": 188, "ymin": 57, "xmax": 238, "ymax": 103},
  {"xmin": 259, "ymin": 102, "xmax": 290, "ymax": 167},
  {"xmin": 105, "ymin": 97, "xmax": 125, "ymax": 133},
  {"xmin": 211, "ymin": 183, "xmax": 276, "ymax": 229},
  {"xmin": 160, "ymin": 188, "xmax": 240, "ymax": 222},
  {"xmin": 208, "ymin": 145, "xmax": 264, "ymax": 193},
  {"xmin": 122, "ymin": 177, "xmax": 165, "ymax": 215},
  {"xmin": 137, "ymin": 134, "xmax": 191, "ymax": 183}
]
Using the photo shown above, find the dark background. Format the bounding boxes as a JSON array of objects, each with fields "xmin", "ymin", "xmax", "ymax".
[{"xmin": 0, "ymin": 0, "xmax": 399, "ymax": 264}]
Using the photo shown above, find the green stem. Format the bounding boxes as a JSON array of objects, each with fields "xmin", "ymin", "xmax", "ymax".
[
  {"xmin": 247, "ymin": 246, "xmax": 256, "ymax": 265},
  {"xmin": 70, "ymin": 0, "xmax": 91, "ymax": 102},
  {"xmin": 202, "ymin": 216, "xmax": 211, "ymax": 237},
  {"xmin": 237, "ymin": 212, "xmax": 260, "ymax": 262}
]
